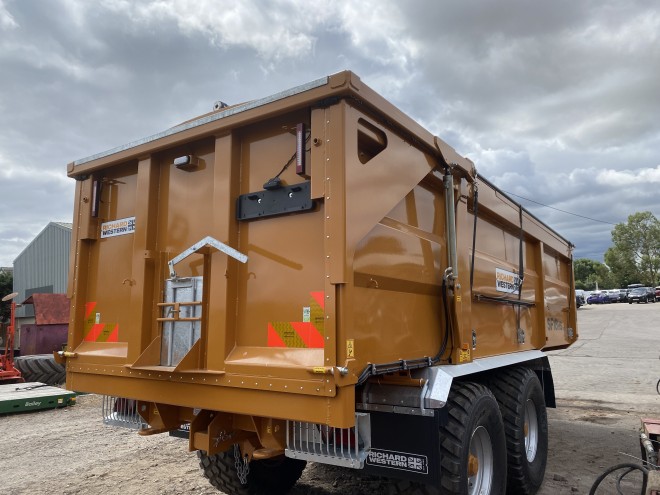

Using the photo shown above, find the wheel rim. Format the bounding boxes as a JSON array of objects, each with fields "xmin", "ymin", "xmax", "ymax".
[
  {"xmin": 468, "ymin": 425, "xmax": 494, "ymax": 495},
  {"xmin": 524, "ymin": 398, "xmax": 539, "ymax": 462}
]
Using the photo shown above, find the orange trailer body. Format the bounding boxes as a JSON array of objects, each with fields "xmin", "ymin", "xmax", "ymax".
[{"xmin": 62, "ymin": 71, "xmax": 577, "ymax": 492}]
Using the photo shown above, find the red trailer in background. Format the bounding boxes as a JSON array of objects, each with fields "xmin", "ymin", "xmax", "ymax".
[
  {"xmin": 13, "ymin": 293, "xmax": 68, "ymax": 385},
  {"xmin": 0, "ymin": 292, "xmax": 77, "ymax": 416},
  {"xmin": 19, "ymin": 294, "xmax": 69, "ymax": 355},
  {"xmin": 0, "ymin": 292, "xmax": 24, "ymax": 384}
]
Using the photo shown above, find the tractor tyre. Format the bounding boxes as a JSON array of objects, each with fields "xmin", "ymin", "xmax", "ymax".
[
  {"xmin": 198, "ymin": 446, "xmax": 306, "ymax": 495},
  {"xmin": 14, "ymin": 354, "xmax": 65, "ymax": 385},
  {"xmin": 489, "ymin": 367, "xmax": 548, "ymax": 494},
  {"xmin": 439, "ymin": 381, "xmax": 507, "ymax": 494}
]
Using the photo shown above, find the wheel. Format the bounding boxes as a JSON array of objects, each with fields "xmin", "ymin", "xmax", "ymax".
[
  {"xmin": 489, "ymin": 367, "xmax": 548, "ymax": 494},
  {"xmin": 197, "ymin": 446, "xmax": 306, "ymax": 495},
  {"xmin": 13, "ymin": 354, "xmax": 65, "ymax": 385},
  {"xmin": 439, "ymin": 381, "xmax": 507, "ymax": 494}
]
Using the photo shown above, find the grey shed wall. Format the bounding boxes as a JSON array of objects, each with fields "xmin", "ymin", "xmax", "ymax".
[{"xmin": 13, "ymin": 222, "xmax": 72, "ymax": 319}]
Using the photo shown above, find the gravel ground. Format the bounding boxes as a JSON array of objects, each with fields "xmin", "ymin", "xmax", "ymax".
[{"xmin": 3, "ymin": 303, "xmax": 660, "ymax": 494}]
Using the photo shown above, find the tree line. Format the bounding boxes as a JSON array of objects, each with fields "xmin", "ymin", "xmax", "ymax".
[
  {"xmin": 574, "ymin": 211, "xmax": 660, "ymax": 290},
  {"xmin": 0, "ymin": 271, "xmax": 12, "ymax": 324}
]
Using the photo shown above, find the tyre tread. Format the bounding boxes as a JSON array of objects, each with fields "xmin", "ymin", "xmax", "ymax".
[
  {"xmin": 489, "ymin": 366, "xmax": 548, "ymax": 494},
  {"xmin": 14, "ymin": 354, "xmax": 66, "ymax": 385},
  {"xmin": 439, "ymin": 381, "xmax": 503, "ymax": 494},
  {"xmin": 197, "ymin": 447, "xmax": 305, "ymax": 495}
]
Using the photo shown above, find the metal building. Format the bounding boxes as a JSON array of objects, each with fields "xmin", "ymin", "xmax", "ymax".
[{"xmin": 12, "ymin": 222, "xmax": 72, "ymax": 332}]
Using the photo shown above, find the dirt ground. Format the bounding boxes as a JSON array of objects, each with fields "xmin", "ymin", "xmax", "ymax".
[{"xmin": 3, "ymin": 303, "xmax": 660, "ymax": 494}]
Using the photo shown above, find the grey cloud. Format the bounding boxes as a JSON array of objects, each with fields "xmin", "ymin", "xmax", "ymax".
[
  {"xmin": 0, "ymin": 0, "xmax": 659, "ymax": 266},
  {"xmin": 398, "ymin": 1, "xmax": 660, "ymax": 155},
  {"xmin": 0, "ymin": 0, "xmax": 17, "ymax": 29}
]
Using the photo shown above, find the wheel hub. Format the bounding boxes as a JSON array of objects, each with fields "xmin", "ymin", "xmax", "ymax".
[
  {"xmin": 468, "ymin": 454, "xmax": 479, "ymax": 477},
  {"xmin": 468, "ymin": 425, "xmax": 494, "ymax": 495},
  {"xmin": 524, "ymin": 399, "xmax": 539, "ymax": 462}
]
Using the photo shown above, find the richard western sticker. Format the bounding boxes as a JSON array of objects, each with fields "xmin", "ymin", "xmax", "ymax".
[
  {"xmin": 366, "ymin": 449, "xmax": 428, "ymax": 474},
  {"xmin": 101, "ymin": 217, "xmax": 136, "ymax": 238},
  {"xmin": 495, "ymin": 268, "xmax": 521, "ymax": 294}
]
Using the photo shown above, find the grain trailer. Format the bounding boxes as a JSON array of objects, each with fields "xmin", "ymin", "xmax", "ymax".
[{"xmin": 61, "ymin": 71, "xmax": 577, "ymax": 494}]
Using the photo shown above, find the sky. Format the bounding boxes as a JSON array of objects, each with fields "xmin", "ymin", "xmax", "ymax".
[{"xmin": 0, "ymin": 0, "xmax": 658, "ymax": 267}]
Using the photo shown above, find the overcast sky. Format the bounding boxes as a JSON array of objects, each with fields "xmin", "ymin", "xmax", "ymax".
[{"xmin": 0, "ymin": 0, "xmax": 658, "ymax": 267}]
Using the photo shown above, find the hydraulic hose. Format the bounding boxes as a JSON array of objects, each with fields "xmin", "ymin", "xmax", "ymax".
[{"xmin": 589, "ymin": 463, "xmax": 648, "ymax": 495}]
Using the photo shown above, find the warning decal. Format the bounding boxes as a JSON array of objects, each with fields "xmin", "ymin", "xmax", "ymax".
[
  {"xmin": 83, "ymin": 302, "xmax": 119, "ymax": 342},
  {"xmin": 346, "ymin": 339, "xmax": 355, "ymax": 358},
  {"xmin": 268, "ymin": 292, "xmax": 325, "ymax": 348},
  {"xmin": 459, "ymin": 348, "xmax": 470, "ymax": 363}
]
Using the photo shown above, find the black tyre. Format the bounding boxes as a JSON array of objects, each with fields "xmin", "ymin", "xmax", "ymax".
[
  {"xmin": 14, "ymin": 354, "xmax": 65, "ymax": 385},
  {"xmin": 198, "ymin": 446, "xmax": 306, "ymax": 495},
  {"xmin": 489, "ymin": 367, "xmax": 548, "ymax": 494},
  {"xmin": 439, "ymin": 381, "xmax": 507, "ymax": 494}
]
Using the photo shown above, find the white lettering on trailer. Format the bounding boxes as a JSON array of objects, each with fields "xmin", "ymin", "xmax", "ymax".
[{"xmin": 366, "ymin": 448, "xmax": 428, "ymax": 474}]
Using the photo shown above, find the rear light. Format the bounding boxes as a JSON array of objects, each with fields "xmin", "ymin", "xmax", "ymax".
[
  {"xmin": 91, "ymin": 180, "xmax": 101, "ymax": 217},
  {"xmin": 296, "ymin": 123, "xmax": 308, "ymax": 178},
  {"xmin": 174, "ymin": 155, "xmax": 200, "ymax": 171}
]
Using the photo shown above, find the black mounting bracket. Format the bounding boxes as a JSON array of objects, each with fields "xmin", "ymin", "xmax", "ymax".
[{"xmin": 236, "ymin": 181, "xmax": 314, "ymax": 221}]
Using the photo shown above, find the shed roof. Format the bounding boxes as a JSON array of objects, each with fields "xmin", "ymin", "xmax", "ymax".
[
  {"xmin": 21, "ymin": 293, "xmax": 70, "ymax": 325},
  {"xmin": 14, "ymin": 221, "xmax": 72, "ymax": 263}
]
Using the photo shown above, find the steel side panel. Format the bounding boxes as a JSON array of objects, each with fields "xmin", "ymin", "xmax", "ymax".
[
  {"xmin": 65, "ymin": 71, "xmax": 576, "ymax": 427},
  {"xmin": 342, "ymin": 104, "xmax": 443, "ymax": 366},
  {"xmin": 230, "ymin": 112, "xmax": 327, "ymax": 363},
  {"xmin": 67, "ymin": 372, "xmax": 355, "ymax": 428}
]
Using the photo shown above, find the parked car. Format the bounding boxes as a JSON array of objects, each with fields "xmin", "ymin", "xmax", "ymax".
[
  {"xmin": 655, "ymin": 286, "xmax": 660, "ymax": 299},
  {"xmin": 604, "ymin": 290, "xmax": 620, "ymax": 303},
  {"xmin": 628, "ymin": 287, "xmax": 651, "ymax": 304},
  {"xmin": 615, "ymin": 289, "xmax": 628, "ymax": 302},
  {"xmin": 587, "ymin": 291, "xmax": 609, "ymax": 304},
  {"xmin": 645, "ymin": 287, "xmax": 656, "ymax": 303},
  {"xmin": 576, "ymin": 290, "xmax": 585, "ymax": 308}
]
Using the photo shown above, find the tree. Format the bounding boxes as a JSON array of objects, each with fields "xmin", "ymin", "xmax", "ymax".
[
  {"xmin": 0, "ymin": 271, "xmax": 13, "ymax": 324},
  {"xmin": 609, "ymin": 211, "xmax": 660, "ymax": 286},
  {"xmin": 604, "ymin": 246, "xmax": 640, "ymax": 288},
  {"xmin": 573, "ymin": 258, "xmax": 613, "ymax": 290}
]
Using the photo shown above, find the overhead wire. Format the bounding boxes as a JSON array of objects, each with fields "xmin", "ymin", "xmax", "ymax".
[{"xmin": 501, "ymin": 190, "xmax": 617, "ymax": 226}]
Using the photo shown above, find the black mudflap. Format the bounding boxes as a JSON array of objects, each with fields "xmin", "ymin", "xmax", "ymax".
[{"xmin": 362, "ymin": 410, "xmax": 443, "ymax": 488}]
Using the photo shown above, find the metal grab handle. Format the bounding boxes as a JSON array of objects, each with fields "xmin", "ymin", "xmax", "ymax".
[
  {"xmin": 168, "ymin": 236, "xmax": 248, "ymax": 278},
  {"xmin": 156, "ymin": 301, "xmax": 204, "ymax": 322},
  {"xmin": 156, "ymin": 317, "xmax": 202, "ymax": 322}
]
